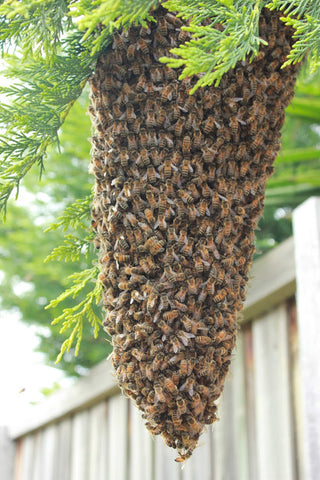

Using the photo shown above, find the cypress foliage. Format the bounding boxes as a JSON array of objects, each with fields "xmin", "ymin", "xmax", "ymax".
[{"xmin": 89, "ymin": 6, "xmax": 300, "ymax": 460}]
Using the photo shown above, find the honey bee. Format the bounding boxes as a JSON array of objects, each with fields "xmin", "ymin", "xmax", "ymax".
[
  {"xmin": 163, "ymin": 310, "xmax": 179, "ymax": 322},
  {"xmin": 182, "ymin": 136, "xmax": 191, "ymax": 155},
  {"xmin": 178, "ymin": 189, "xmax": 193, "ymax": 205},
  {"xmin": 158, "ymin": 16, "xmax": 168, "ymax": 36},
  {"xmin": 125, "ymin": 43, "xmax": 135, "ymax": 62},
  {"xmin": 193, "ymin": 130, "xmax": 202, "ymax": 150},
  {"xmin": 193, "ymin": 254, "xmax": 204, "ymax": 274},
  {"xmin": 203, "ymin": 116, "xmax": 216, "ymax": 134},
  {"xmin": 166, "ymin": 12, "xmax": 183, "ymax": 27},
  {"xmin": 176, "ymin": 396, "xmax": 187, "ymax": 416},
  {"xmin": 184, "ymin": 94, "xmax": 196, "ymax": 112},
  {"xmin": 156, "ymin": 108, "xmax": 166, "ymax": 127},
  {"xmin": 165, "ymin": 179, "xmax": 174, "ymax": 197},
  {"xmin": 178, "ymin": 28, "xmax": 188, "ymax": 43},
  {"xmin": 174, "ymin": 118, "xmax": 184, "ymax": 137},
  {"xmin": 213, "ymin": 288, "xmax": 227, "ymax": 303},
  {"xmin": 145, "ymin": 189, "xmax": 156, "ymax": 209},
  {"xmin": 198, "ymin": 199, "xmax": 209, "ymax": 217},
  {"xmin": 195, "ymin": 335, "xmax": 212, "ymax": 345},
  {"xmin": 150, "ymin": 66, "xmax": 163, "ymax": 84},
  {"xmin": 131, "ymin": 61, "xmax": 141, "ymax": 76},
  {"xmin": 163, "ymin": 158, "xmax": 172, "ymax": 179},
  {"xmin": 154, "ymin": 213, "xmax": 167, "ymax": 230},
  {"xmin": 252, "ymin": 133, "xmax": 264, "ymax": 151},
  {"xmin": 148, "ymin": 237, "xmax": 165, "ymax": 255},
  {"xmin": 167, "ymin": 225, "xmax": 178, "ymax": 243},
  {"xmin": 161, "ymin": 85, "xmax": 174, "ymax": 102},
  {"xmin": 164, "ymin": 377, "xmax": 178, "ymax": 395},
  {"xmin": 137, "ymin": 38, "xmax": 149, "ymax": 55},
  {"xmin": 146, "ymin": 110, "xmax": 156, "ymax": 128},
  {"xmin": 120, "ymin": 150, "xmax": 129, "ymax": 168},
  {"xmin": 154, "ymin": 384, "xmax": 167, "ymax": 403},
  {"xmin": 154, "ymin": 30, "xmax": 168, "ymax": 47},
  {"xmin": 175, "ymin": 285, "xmax": 188, "ymax": 303},
  {"xmin": 180, "ymin": 376, "xmax": 195, "ymax": 396},
  {"xmin": 113, "ymin": 32, "xmax": 126, "ymax": 51},
  {"xmin": 159, "ymin": 192, "xmax": 167, "ymax": 214}
]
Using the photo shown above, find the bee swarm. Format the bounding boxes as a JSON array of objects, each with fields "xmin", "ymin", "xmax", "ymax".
[{"xmin": 89, "ymin": 6, "xmax": 299, "ymax": 461}]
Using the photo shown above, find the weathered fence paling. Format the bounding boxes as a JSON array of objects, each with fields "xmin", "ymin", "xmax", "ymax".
[{"xmin": 3, "ymin": 197, "xmax": 320, "ymax": 480}]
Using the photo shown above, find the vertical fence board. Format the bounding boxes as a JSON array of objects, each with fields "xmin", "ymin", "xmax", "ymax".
[
  {"xmin": 154, "ymin": 435, "xmax": 181, "ymax": 480},
  {"xmin": 211, "ymin": 330, "xmax": 248, "ymax": 480},
  {"xmin": 129, "ymin": 404, "xmax": 153, "ymax": 480},
  {"xmin": 287, "ymin": 298, "xmax": 303, "ymax": 480},
  {"xmin": 293, "ymin": 196, "xmax": 320, "ymax": 480},
  {"xmin": 231, "ymin": 330, "xmax": 249, "ymax": 480},
  {"xmin": 181, "ymin": 430, "xmax": 211, "ymax": 480},
  {"xmin": 243, "ymin": 324, "xmax": 257, "ymax": 480},
  {"xmin": 55, "ymin": 417, "xmax": 72, "ymax": 480},
  {"xmin": 107, "ymin": 395, "xmax": 128, "ymax": 480},
  {"xmin": 88, "ymin": 403, "xmax": 107, "ymax": 480},
  {"xmin": 30, "ymin": 431, "xmax": 42, "ymax": 480},
  {"xmin": 253, "ymin": 304, "xmax": 294, "ymax": 480},
  {"xmin": 34, "ymin": 425, "xmax": 57, "ymax": 480},
  {"xmin": 18, "ymin": 435, "xmax": 35, "ymax": 480},
  {"xmin": 96, "ymin": 402, "xmax": 109, "ymax": 480},
  {"xmin": 0, "ymin": 427, "xmax": 16, "ymax": 480},
  {"xmin": 70, "ymin": 410, "xmax": 89, "ymax": 480}
]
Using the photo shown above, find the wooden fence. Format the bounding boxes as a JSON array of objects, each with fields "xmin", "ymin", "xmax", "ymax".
[{"xmin": 2, "ymin": 197, "xmax": 320, "ymax": 480}]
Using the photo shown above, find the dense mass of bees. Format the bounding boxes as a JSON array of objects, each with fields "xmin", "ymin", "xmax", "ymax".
[{"xmin": 89, "ymin": 6, "xmax": 299, "ymax": 461}]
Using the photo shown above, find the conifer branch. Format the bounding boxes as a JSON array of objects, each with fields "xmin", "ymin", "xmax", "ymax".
[{"xmin": 46, "ymin": 267, "xmax": 103, "ymax": 361}]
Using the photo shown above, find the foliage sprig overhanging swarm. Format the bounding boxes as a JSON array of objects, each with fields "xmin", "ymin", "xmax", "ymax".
[{"xmin": 0, "ymin": 0, "xmax": 318, "ymax": 459}]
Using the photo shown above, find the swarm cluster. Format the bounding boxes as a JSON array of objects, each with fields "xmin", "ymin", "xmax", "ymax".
[{"xmin": 89, "ymin": 6, "xmax": 299, "ymax": 461}]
